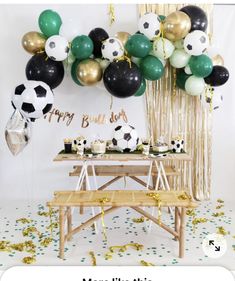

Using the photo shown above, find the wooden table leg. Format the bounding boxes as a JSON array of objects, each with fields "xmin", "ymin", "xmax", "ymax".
[
  {"xmin": 59, "ymin": 207, "xmax": 65, "ymax": 259},
  {"xmin": 179, "ymin": 207, "xmax": 185, "ymax": 258},
  {"xmin": 80, "ymin": 180, "xmax": 86, "ymax": 215},
  {"xmin": 67, "ymin": 206, "xmax": 72, "ymax": 241},
  {"xmin": 174, "ymin": 207, "xmax": 179, "ymax": 240}
]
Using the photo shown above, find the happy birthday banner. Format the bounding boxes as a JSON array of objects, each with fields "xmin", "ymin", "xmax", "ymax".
[{"xmin": 44, "ymin": 107, "xmax": 128, "ymax": 128}]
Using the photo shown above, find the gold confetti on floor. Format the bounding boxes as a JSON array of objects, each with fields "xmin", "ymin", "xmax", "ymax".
[
  {"xmin": 216, "ymin": 205, "xmax": 224, "ymax": 209},
  {"xmin": 192, "ymin": 218, "xmax": 208, "ymax": 225},
  {"xmin": 186, "ymin": 209, "xmax": 196, "ymax": 217},
  {"xmin": 89, "ymin": 251, "xmax": 97, "ymax": 266},
  {"xmin": 217, "ymin": 199, "xmax": 224, "ymax": 204},
  {"xmin": 140, "ymin": 260, "xmax": 155, "ymax": 266},
  {"xmin": 22, "ymin": 256, "xmax": 36, "ymax": 264},
  {"xmin": 16, "ymin": 218, "xmax": 32, "ymax": 224},
  {"xmin": 132, "ymin": 216, "xmax": 145, "ymax": 223},
  {"xmin": 217, "ymin": 226, "xmax": 229, "ymax": 236},
  {"xmin": 40, "ymin": 237, "xmax": 53, "ymax": 247},
  {"xmin": 212, "ymin": 212, "xmax": 225, "ymax": 217}
]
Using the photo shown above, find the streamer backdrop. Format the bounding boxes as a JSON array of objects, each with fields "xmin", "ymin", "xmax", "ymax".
[{"xmin": 138, "ymin": 4, "xmax": 213, "ymax": 201}]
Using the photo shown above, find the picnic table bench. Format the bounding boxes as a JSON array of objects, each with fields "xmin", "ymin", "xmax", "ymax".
[{"xmin": 47, "ymin": 189, "xmax": 197, "ymax": 260}]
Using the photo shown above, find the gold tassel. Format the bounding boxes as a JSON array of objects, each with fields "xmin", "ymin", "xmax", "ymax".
[
  {"xmin": 108, "ymin": 4, "xmax": 115, "ymax": 26},
  {"xmin": 98, "ymin": 197, "xmax": 110, "ymax": 241}
]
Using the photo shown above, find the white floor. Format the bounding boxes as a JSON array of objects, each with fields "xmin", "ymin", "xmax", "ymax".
[{"xmin": 0, "ymin": 199, "xmax": 234, "ymax": 270}]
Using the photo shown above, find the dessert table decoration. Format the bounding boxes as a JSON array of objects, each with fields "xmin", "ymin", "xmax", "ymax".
[
  {"xmin": 73, "ymin": 136, "xmax": 87, "ymax": 156},
  {"xmin": 171, "ymin": 137, "xmax": 184, "ymax": 153},
  {"xmin": 112, "ymin": 124, "xmax": 139, "ymax": 152}
]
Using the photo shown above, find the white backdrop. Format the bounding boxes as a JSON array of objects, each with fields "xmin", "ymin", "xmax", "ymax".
[{"xmin": 0, "ymin": 4, "xmax": 234, "ymax": 201}]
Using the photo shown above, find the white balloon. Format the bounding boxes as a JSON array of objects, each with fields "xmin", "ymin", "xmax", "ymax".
[
  {"xmin": 59, "ymin": 19, "xmax": 81, "ymax": 42},
  {"xmin": 101, "ymin": 37, "xmax": 124, "ymax": 62},
  {"xmin": 131, "ymin": 56, "xmax": 141, "ymax": 66},
  {"xmin": 152, "ymin": 37, "xmax": 175, "ymax": 59},
  {"xmin": 170, "ymin": 49, "xmax": 191, "ymax": 68},
  {"xmin": 45, "ymin": 35, "xmax": 69, "ymax": 61},
  {"xmin": 95, "ymin": 58, "xmax": 110, "ymax": 70},
  {"xmin": 158, "ymin": 57, "xmax": 166, "ymax": 67},
  {"xmin": 174, "ymin": 39, "xmax": 184, "ymax": 49},
  {"xmin": 185, "ymin": 76, "xmax": 205, "ymax": 96},
  {"xmin": 184, "ymin": 30, "xmax": 209, "ymax": 56},
  {"xmin": 184, "ymin": 65, "xmax": 192, "ymax": 75},
  {"xmin": 12, "ymin": 81, "xmax": 54, "ymax": 120},
  {"xmin": 138, "ymin": 12, "xmax": 160, "ymax": 40}
]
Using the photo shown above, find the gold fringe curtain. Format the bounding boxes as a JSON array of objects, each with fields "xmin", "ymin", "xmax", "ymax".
[{"xmin": 138, "ymin": 4, "xmax": 213, "ymax": 201}]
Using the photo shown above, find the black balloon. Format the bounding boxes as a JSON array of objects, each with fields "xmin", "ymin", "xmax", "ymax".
[
  {"xmin": 204, "ymin": 65, "xmax": 229, "ymax": 87},
  {"xmin": 180, "ymin": 5, "xmax": 208, "ymax": 32},
  {"xmin": 88, "ymin": 27, "xmax": 109, "ymax": 58},
  {"xmin": 25, "ymin": 53, "xmax": 64, "ymax": 89},
  {"xmin": 103, "ymin": 61, "xmax": 142, "ymax": 98}
]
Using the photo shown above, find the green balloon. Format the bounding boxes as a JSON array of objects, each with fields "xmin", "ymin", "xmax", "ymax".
[
  {"xmin": 71, "ymin": 35, "xmax": 94, "ymax": 60},
  {"xmin": 176, "ymin": 70, "xmax": 191, "ymax": 90},
  {"xmin": 125, "ymin": 34, "xmax": 151, "ymax": 58},
  {"xmin": 134, "ymin": 78, "xmax": 146, "ymax": 96},
  {"xmin": 140, "ymin": 55, "xmax": 164, "ymax": 81},
  {"xmin": 38, "ymin": 9, "xmax": 62, "ymax": 38},
  {"xmin": 188, "ymin": 54, "xmax": 213, "ymax": 78},
  {"xmin": 71, "ymin": 60, "xmax": 84, "ymax": 86},
  {"xmin": 158, "ymin": 15, "xmax": 166, "ymax": 22}
]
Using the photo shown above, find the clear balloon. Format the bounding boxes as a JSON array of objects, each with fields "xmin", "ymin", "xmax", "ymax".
[
  {"xmin": 152, "ymin": 37, "xmax": 175, "ymax": 59},
  {"xmin": 170, "ymin": 49, "xmax": 191, "ymax": 68},
  {"xmin": 185, "ymin": 75, "xmax": 205, "ymax": 96},
  {"xmin": 184, "ymin": 30, "xmax": 209, "ymax": 56},
  {"xmin": 5, "ymin": 109, "xmax": 32, "ymax": 156},
  {"xmin": 138, "ymin": 13, "xmax": 160, "ymax": 40},
  {"xmin": 45, "ymin": 35, "xmax": 69, "ymax": 61},
  {"xmin": 59, "ymin": 19, "xmax": 81, "ymax": 42},
  {"xmin": 101, "ymin": 37, "xmax": 124, "ymax": 62},
  {"xmin": 200, "ymin": 88, "xmax": 223, "ymax": 110}
]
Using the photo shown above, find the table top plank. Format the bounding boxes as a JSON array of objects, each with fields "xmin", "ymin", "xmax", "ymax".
[
  {"xmin": 48, "ymin": 190, "xmax": 197, "ymax": 208},
  {"xmin": 54, "ymin": 153, "xmax": 192, "ymax": 162}
]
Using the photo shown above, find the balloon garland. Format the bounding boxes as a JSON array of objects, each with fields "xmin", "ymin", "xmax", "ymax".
[{"xmin": 5, "ymin": 6, "xmax": 230, "ymax": 155}]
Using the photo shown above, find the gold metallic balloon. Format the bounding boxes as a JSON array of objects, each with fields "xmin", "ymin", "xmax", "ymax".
[
  {"xmin": 211, "ymin": 54, "xmax": 224, "ymax": 66},
  {"xmin": 163, "ymin": 11, "xmax": 191, "ymax": 41},
  {"xmin": 76, "ymin": 59, "xmax": 102, "ymax": 86},
  {"xmin": 115, "ymin": 31, "xmax": 130, "ymax": 47},
  {"xmin": 22, "ymin": 31, "xmax": 46, "ymax": 54}
]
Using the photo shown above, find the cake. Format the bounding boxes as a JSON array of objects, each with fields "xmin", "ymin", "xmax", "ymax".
[{"xmin": 91, "ymin": 140, "xmax": 106, "ymax": 154}]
